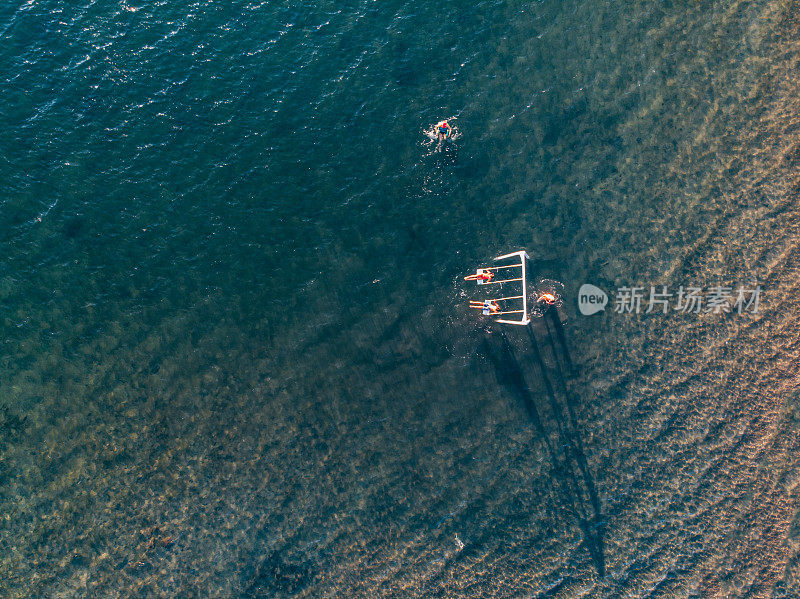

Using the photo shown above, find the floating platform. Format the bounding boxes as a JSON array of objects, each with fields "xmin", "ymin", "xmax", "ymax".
[{"xmin": 465, "ymin": 250, "xmax": 531, "ymax": 325}]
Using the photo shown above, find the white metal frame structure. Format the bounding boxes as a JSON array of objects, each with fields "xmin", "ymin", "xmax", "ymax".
[{"xmin": 466, "ymin": 250, "xmax": 531, "ymax": 325}]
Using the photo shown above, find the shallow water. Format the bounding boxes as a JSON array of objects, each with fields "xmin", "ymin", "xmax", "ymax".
[{"xmin": 2, "ymin": 0, "xmax": 800, "ymax": 596}]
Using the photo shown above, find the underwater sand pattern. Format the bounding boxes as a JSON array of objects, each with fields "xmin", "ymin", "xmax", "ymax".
[{"xmin": 2, "ymin": 0, "xmax": 800, "ymax": 597}]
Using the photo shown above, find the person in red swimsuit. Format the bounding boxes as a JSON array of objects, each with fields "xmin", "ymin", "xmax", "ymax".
[
  {"xmin": 436, "ymin": 120, "xmax": 451, "ymax": 142},
  {"xmin": 464, "ymin": 269, "xmax": 494, "ymax": 282},
  {"xmin": 470, "ymin": 300, "xmax": 500, "ymax": 314}
]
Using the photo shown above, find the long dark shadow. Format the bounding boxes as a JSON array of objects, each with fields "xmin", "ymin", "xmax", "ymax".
[
  {"xmin": 527, "ymin": 317, "xmax": 606, "ymax": 577},
  {"xmin": 534, "ymin": 313, "xmax": 602, "ymax": 508},
  {"xmin": 481, "ymin": 328, "xmax": 605, "ymax": 576},
  {"xmin": 546, "ymin": 305, "xmax": 573, "ymax": 371}
]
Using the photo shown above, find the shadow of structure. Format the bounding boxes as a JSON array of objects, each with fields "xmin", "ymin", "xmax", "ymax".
[{"xmin": 480, "ymin": 305, "xmax": 605, "ymax": 577}]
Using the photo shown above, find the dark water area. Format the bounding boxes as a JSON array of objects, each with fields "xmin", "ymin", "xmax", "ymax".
[{"xmin": 3, "ymin": 0, "xmax": 800, "ymax": 596}]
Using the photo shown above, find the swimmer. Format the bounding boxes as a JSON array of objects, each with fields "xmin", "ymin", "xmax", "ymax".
[
  {"xmin": 538, "ymin": 292, "xmax": 556, "ymax": 305},
  {"xmin": 535, "ymin": 292, "xmax": 557, "ymax": 313},
  {"xmin": 464, "ymin": 269, "xmax": 494, "ymax": 282},
  {"xmin": 436, "ymin": 120, "xmax": 451, "ymax": 142},
  {"xmin": 470, "ymin": 300, "xmax": 500, "ymax": 314}
]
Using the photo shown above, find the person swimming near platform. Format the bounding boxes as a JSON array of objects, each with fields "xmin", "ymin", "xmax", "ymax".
[
  {"xmin": 464, "ymin": 269, "xmax": 494, "ymax": 283},
  {"xmin": 529, "ymin": 279, "xmax": 565, "ymax": 318},
  {"xmin": 536, "ymin": 292, "xmax": 557, "ymax": 308},
  {"xmin": 470, "ymin": 299, "xmax": 500, "ymax": 314}
]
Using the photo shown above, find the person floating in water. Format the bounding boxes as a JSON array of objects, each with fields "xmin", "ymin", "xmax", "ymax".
[
  {"xmin": 464, "ymin": 269, "xmax": 494, "ymax": 283},
  {"xmin": 537, "ymin": 292, "xmax": 557, "ymax": 307},
  {"xmin": 529, "ymin": 291, "xmax": 559, "ymax": 318},
  {"xmin": 436, "ymin": 120, "xmax": 451, "ymax": 142},
  {"xmin": 470, "ymin": 299, "xmax": 500, "ymax": 314}
]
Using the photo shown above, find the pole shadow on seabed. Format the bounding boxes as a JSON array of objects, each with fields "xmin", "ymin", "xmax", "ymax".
[{"xmin": 481, "ymin": 307, "xmax": 605, "ymax": 577}]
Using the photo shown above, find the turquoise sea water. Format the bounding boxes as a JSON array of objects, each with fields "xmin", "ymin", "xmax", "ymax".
[{"xmin": 3, "ymin": 0, "xmax": 800, "ymax": 596}]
